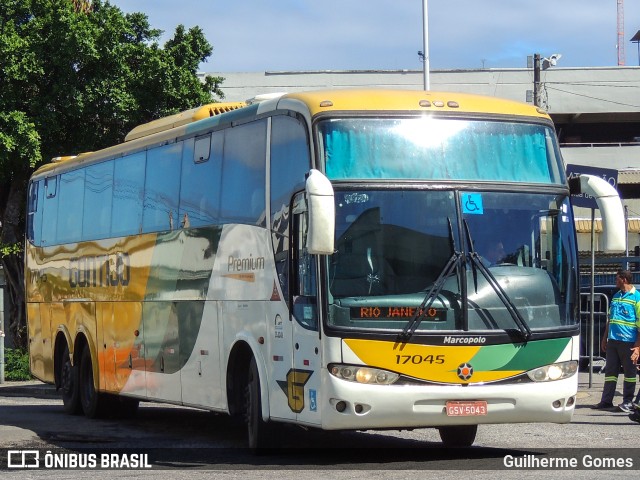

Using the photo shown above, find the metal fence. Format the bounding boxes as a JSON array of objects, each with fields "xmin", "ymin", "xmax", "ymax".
[
  {"xmin": 579, "ymin": 292, "xmax": 609, "ymax": 372},
  {"xmin": 580, "ymin": 272, "xmax": 640, "ymax": 287}
]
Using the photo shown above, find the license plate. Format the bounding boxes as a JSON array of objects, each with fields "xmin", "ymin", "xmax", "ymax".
[{"xmin": 445, "ymin": 401, "xmax": 488, "ymax": 416}]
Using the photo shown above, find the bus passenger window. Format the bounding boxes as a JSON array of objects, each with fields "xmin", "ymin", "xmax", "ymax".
[
  {"xmin": 57, "ymin": 169, "xmax": 85, "ymax": 244},
  {"xmin": 42, "ymin": 176, "xmax": 59, "ymax": 245},
  {"xmin": 220, "ymin": 120, "xmax": 267, "ymax": 226},
  {"xmin": 45, "ymin": 176, "xmax": 57, "ymax": 198},
  {"xmin": 143, "ymin": 142, "xmax": 182, "ymax": 233},
  {"xmin": 83, "ymin": 161, "xmax": 113, "ymax": 241},
  {"xmin": 112, "ymin": 153, "xmax": 145, "ymax": 237},
  {"xmin": 180, "ymin": 132, "xmax": 223, "ymax": 228},
  {"xmin": 27, "ymin": 181, "xmax": 43, "ymax": 245}
]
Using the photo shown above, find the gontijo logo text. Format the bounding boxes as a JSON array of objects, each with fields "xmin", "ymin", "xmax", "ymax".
[{"xmin": 68, "ymin": 252, "xmax": 130, "ymax": 288}]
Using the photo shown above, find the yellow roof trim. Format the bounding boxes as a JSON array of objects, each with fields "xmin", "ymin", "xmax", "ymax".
[
  {"xmin": 124, "ymin": 102, "xmax": 247, "ymax": 142},
  {"xmin": 283, "ymin": 89, "xmax": 550, "ymax": 119}
]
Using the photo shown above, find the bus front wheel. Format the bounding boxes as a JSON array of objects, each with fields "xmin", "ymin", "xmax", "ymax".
[
  {"xmin": 60, "ymin": 344, "xmax": 81, "ymax": 415},
  {"xmin": 245, "ymin": 357, "xmax": 269, "ymax": 450},
  {"xmin": 438, "ymin": 425, "xmax": 478, "ymax": 447}
]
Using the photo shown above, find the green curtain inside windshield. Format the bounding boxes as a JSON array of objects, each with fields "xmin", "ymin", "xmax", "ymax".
[{"xmin": 321, "ymin": 119, "xmax": 561, "ymax": 184}]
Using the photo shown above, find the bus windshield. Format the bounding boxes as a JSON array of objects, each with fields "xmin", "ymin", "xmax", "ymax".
[
  {"xmin": 326, "ymin": 189, "xmax": 578, "ymax": 333},
  {"xmin": 318, "ymin": 117, "xmax": 564, "ymax": 184}
]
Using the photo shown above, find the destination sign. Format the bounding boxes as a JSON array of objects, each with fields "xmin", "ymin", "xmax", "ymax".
[{"xmin": 351, "ymin": 306, "xmax": 446, "ymax": 321}]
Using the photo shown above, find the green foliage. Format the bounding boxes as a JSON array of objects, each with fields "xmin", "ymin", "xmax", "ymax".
[
  {"xmin": 0, "ymin": 111, "xmax": 42, "ymax": 176},
  {"xmin": 0, "ymin": 242, "xmax": 23, "ymax": 258},
  {"xmin": 4, "ymin": 347, "xmax": 31, "ymax": 381},
  {"xmin": 0, "ymin": 0, "xmax": 224, "ymax": 346},
  {"xmin": 1, "ymin": 0, "xmax": 224, "ymax": 163}
]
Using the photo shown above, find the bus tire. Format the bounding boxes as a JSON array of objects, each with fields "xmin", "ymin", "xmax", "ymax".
[
  {"xmin": 438, "ymin": 425, "xmax": 478, "ymax": 447},
  {"xmin": 60, "ymin": 344, "xmax": 81, "ymax": 415},
  {"xmin": 78, "ymin": 346, "xmax": 106, "ymax": 419},
  {"xmin": 245, "ymin": 357, "xmax": 269, "ymax": 450}
]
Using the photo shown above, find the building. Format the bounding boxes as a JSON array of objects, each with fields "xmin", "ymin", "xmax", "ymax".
[{"xmin": 205, "ymin": 66, "xmax": 640, "ymax": 254}]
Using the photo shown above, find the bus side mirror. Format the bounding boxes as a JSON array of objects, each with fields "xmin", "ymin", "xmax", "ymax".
[{"xmin": 305, "ymin": 169, "xmax": 335, "ymax": 255}]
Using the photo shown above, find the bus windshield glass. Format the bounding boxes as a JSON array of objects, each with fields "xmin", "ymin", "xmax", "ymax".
[
  {"xmin": 326, "ymin": 189, "xmax": 578, "ymax": 334},
  {"xmin": 318, "ymin": 117, "xmax": 564, "ymax": 184}
]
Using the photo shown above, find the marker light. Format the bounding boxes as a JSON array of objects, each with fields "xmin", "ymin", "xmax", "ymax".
[
  {"xmin": 527, "ymin": 360, "xmax": 578, "ymax": 382},
  {"xmin": 329, "ymin": 364, "xmax": 399, "ymax": 385}
]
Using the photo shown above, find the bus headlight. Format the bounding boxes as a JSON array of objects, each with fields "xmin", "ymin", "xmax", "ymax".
[
  {"xmin": 329, "ymin": 364, "xmax": 400, "ymax": 385},
  {"xmin": 527, "ymin": 360, "xmax": 578, "ymax": 382}
]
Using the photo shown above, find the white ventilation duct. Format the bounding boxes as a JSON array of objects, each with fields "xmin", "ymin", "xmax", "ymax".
[{"xmin": 577, "ymin": 174, "xmax": 626, "ymax": 253}]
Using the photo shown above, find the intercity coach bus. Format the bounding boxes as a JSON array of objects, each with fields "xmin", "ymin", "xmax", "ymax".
[{"xmin": 25, "ymin": 89, "xmax": 625, "ymax": 449}]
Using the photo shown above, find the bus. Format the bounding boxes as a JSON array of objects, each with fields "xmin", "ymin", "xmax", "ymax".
[{"xmin": 25, "ymin": 89, "xmax": 625, "ymax": 449}]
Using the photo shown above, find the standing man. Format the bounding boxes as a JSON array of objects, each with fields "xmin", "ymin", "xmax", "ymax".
[{"xmin": 591, "ymin": 270, "xmax": 640, "ymax": 412}]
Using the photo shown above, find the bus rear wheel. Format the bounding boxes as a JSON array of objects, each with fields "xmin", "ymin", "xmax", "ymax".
[
  {"xmin": 78, "ymin": 346, "xmax": 107, "ymax": 418},
  {"xmin": 438, "ymin": 425, "xmax": 478, "ymax": 447},
  {"xmin": 60, "ymin": 344, "xmax": 81, "ymax": 415}
]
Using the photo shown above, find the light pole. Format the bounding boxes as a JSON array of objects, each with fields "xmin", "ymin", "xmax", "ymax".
[
  {"xmin": 533, "ymin": 53, "xmax": 541, "ymax": 107},
  {"xmin": 422, "ymin": 0, "xmax": 430, "ymax": 90}
]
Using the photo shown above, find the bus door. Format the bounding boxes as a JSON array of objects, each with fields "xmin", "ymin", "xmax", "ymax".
[
  {"xmin": 268, "ymin": 194, "xmax": 322, "ymax": 425},
  {"xmin": 289, "ymin": 198, "xmax": 322, "ymax": 426}
]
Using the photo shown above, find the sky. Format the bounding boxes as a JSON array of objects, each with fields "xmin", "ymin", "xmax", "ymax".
[{"xmin": 108, "ymin": 0, "xmax": 640, "ymax": 72}]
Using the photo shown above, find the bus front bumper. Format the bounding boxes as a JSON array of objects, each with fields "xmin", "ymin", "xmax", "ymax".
[{"xmin": 319, "ymin": 371, "xmax": 577, "ymax": 431}]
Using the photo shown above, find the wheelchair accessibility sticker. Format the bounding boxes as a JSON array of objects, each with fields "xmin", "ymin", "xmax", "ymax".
[{"xmin": 462, "ymin": 193, "xmax": 484, "ymax": 215}]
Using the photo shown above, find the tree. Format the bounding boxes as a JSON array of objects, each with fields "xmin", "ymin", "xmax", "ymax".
[{"xmin": 0, "ymin": 0, "xmax": 224, "ymax": 348}]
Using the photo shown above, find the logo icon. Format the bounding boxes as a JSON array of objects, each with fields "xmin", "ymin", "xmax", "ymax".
[
  {"xmin": 277, "ymin": 369, "xmax": 313, "ymax": 413},
  {"xmin": 7, "ymin": 450, "xmax": 40, "ymax": 468},
  {"xmin": 461, "ymin": 193, "xmax": 484, "ymax": 215},
  {"xmin": 457, "ymin": 363, "xmax": 474, "ymax": 381}
]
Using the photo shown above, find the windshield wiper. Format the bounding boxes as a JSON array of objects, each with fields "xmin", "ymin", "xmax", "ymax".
[
  {"xmin": 399, "ymin": 219, "xmax": 461, "ymax": 343},
  {"xmin": 463, "ymin": 221, "xmax": 532, "ymax": 340}
]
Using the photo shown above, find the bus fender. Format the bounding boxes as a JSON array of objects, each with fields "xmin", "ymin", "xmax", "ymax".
[
  {"xmin": 73, "ymin": 326, "xmax": 99, "ymax": 391},
  {"xmin": 55, "ymin": 325, "xmax": 74, "ymax": 364}
]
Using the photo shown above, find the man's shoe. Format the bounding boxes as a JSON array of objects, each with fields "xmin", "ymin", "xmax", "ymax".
[
  {"xmin": 629, "ymin": 411, "xmax": 640, "ymax": 423},
  {"xmin": 618, "ymin": 402, "xmax": 634, "ymax": 413},
  {"xmin": 591, "ymin": 402, "xmax": 614, "ymax": 410}
]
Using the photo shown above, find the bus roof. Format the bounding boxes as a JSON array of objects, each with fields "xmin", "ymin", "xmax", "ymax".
[
  {"xmin": 124, "ymin": 102, "xmax": 247, "ymax": 141},
  {"xmin": 32, "ymin": 89, "xmax": 550, "ymax": 178}
]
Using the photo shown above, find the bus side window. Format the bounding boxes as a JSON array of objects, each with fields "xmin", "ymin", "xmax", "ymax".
[
  {"xmin": 180, "ymin": 131, "xmax": 223, "ymax": 228},
  {"xmin": 220, "ymin": 119, "xmax": 267, "ymax": 226},
  {"xmin": 27, "ymin": 180, "xmax": 43, "ymax": 245},
  {"xmin": 112, "ymin": 152, "xmax": 145, "ymax": 237},
  {"xmin": 57, "ymin": 169, "xmax": 86, "ymax": 244},
  {"xmin": 143, "ymin": 142, "xmax": 182, "ymax": 233},
  {"xmin": 194, "ymin": 134, "xmax": 211, "ymax": 163},
  {"xmin": 292, "ymin": 195, "xmax": 318, "ymax": 330},
  {"xmin": 83, "ymin": 161, "xmax": 113, "ymax": 241},
  {"xmin": 45, "ymin": 176, "xmax": 57, "ymax": 198},
  {"xmin": 270, "ymin": 114, "xmax": 311, "ymax": 304},
  {"xmin": 42, "ymin": 176, "xmax": 59, "ymax": 246}
]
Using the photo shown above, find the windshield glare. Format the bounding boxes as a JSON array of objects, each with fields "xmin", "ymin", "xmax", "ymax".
[
  {"xmin": 327, "ymin": 190, "xmax": 578, "ymax": 333},
  {"xmin": 319, "ymin": 118, "xmax": 564, "ymax": 184}
]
